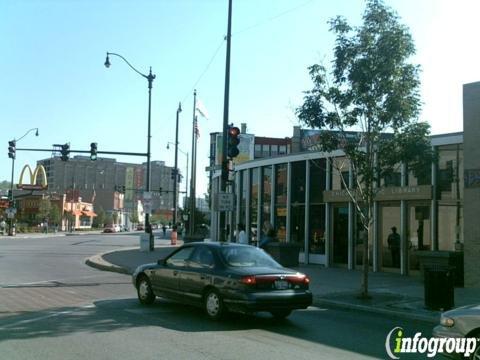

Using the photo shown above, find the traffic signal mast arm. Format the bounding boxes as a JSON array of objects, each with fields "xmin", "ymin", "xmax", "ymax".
[{"xmin": 14, "ymin": 147, "xmax": 148, "ymax": 157}]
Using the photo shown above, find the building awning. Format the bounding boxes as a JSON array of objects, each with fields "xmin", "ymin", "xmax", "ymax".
[
  {"xmin": 70, "ymin": 210, "xmax": 83, "ymax": 216},
  {"xmin": 82, "ymin": 210, "xmax": 97, "ymax": 217}
]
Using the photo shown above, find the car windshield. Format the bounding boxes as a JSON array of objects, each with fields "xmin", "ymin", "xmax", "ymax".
[{"xmin": 220, "ymin": 246, "xmax": 281, "ymax": 268}]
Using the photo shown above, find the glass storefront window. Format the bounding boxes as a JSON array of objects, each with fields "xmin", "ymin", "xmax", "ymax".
[
  {"xmin": 275, "ymin": 164, "xmax": 287, "ymax": 242},
  {"xmin": 261, "ymin": 166, "xmax": 272, "ymax": 238},
  {"xmin": 250, "ymin": 168, "xmax": 259, "ymax": 243},
  {"xmin": 437, "ymin": 144, "xmax": 463, "ymax": 201},
  {"xmin": 290, "ymin": 161, "xmax": 306, "ymax": 250},
  {"xmin": 309, "ymin": 205, "xmax": 325, "ymax": 254},
  {"xmin": 331, "ymin": 157, "xmax": 349, "ymax": 190},
  {"xmin": 239, "ymin": 171, "xmax": 247, "ymax": 228},
  {"xmin": 254, "ymin": 144, "xmax": 262, "ymax": 158},
  {"xmin": 309, "ymin": 159, "xmax": 326, "ymax": 254},
  {"xmin": 379, "ymin": 204, "xmax": 401, "ymax": 270},
  {"xmin": 262, "ymin": 145, "xmax": 270, "ymax": 157},
  {"xmin": 438, "ymin": 205, "xmax": 463, "ymax": 250}
]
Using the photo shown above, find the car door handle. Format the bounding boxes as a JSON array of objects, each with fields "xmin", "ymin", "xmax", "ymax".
[{"xmin": 173, "ymin": 270, "xmax": 178, "ymax": 276}]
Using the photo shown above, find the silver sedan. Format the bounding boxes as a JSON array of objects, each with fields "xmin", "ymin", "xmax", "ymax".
[{"xmin": 433, "ymin": 304, "xmax": 480, "ymax": 359}]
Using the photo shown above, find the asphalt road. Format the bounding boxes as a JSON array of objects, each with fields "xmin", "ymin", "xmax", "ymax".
[{"xmin": 0, "ymin": 233, "xmax": 434, "ymax": 360}]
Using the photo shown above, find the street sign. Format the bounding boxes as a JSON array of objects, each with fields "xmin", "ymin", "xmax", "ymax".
[
  {"xmin": 214, "ymin": 192, "xmax": 235, "ymax": 212},
  {"xmin": 143, "ymin": 191, "xmax": 152, "ymax": 200},
  {"xmin": 6, "ymin": 207, "xmax": 16, "ymax": 219},
  {"xmin": 143, "ymin": 202, "xmax": 152, "ymax": 215},
  {"xmin": 205, "ymin": 165, "xmax": 222, "ymax": 172}
]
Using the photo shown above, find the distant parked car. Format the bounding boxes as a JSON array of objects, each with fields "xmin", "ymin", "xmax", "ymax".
[
  {"xmin": 103, "ymin": 225, "xmax": 116, "ymax": 233},
  {"xmin": 433, "ymin": 304, "xmax": 480, "ymax": 359},
  {"xmin": 137, "ymin": 224, "xmax": 145, "ymax": 231},
  {"xmin": 132, "ymin": 242, "xmax": 312, "ymax": 320}
]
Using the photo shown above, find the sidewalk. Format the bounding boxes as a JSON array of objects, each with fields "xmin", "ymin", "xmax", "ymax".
[{"xmin": 85, "ymin": 241, "xmax": 480, "ymax": 325}]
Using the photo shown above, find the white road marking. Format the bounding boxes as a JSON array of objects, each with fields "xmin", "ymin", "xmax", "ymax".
[
  {"xmin": 0, "ymin": 304, "xmax": 95, "ymax": 330},
  {"xmin": 0, "ymin": 273, "xmax": 125, "ymax": 288}
]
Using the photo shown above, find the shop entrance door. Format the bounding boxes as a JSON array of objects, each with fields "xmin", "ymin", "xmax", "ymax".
[{"xmin": 333, "ymin": 205, "xmax": 349, "ymax": 265}]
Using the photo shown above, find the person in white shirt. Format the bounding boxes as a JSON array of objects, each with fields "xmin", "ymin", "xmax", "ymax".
[{"xmin": 237, "ymin": 223, "xmax": 248, "ymax": 244}]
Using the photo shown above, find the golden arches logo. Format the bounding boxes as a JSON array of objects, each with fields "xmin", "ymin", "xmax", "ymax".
[{"xmin": 17, "ymin": 164, "xmax": 48, "ymax": 190}]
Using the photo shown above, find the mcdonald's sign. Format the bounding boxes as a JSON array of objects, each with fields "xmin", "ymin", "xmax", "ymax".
[{"xmin": 17, "ymin": 164, "xmax": 48, "ymax": 190}]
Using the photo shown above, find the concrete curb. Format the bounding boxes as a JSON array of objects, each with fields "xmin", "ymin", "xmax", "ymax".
[
  {"xmin": 313, "ymin": 297, "xmax": 439, "ymax": 324},
  {"xmin": 85, "ymin": 251, "xmax": 131, "ymax": 275}
]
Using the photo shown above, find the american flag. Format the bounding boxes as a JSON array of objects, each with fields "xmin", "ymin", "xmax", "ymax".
[
  {"xmin": 195, "ymin": 99, "xmax": 209, "ymax": 120},
  {"xmin": 194, "ymin": 116, "xmax": 200, "ymax": 138}
]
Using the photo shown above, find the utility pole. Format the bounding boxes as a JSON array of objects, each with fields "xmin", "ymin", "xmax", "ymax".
[
  {"xmin": 220, "ymin": 0, "xmax": 233, "ymax": 242},
  {"xmin": 189, "ymin": 90, "xmax": 197, "ymax": 236},
  {"xmin": 173, "ymin": 102, "xmax": 182, "ymax": 226}
]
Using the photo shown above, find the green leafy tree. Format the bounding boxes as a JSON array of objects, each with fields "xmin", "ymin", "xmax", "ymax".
[
  {"xmin": 36, "ymin": 199, "xmax": 51, "ymax": 224},
  {"xmin": 48, "ymin": 205, "xmax": 62, "ymax": 226},
  {"xmin": 297, "ymin": 0, "xmax": 433, "ymax": 298},
  {"xmin": 104, "ymin": 213, "xmax": 113, "ymax": 225},
  {"xmin": 129, "ymin": 212, "xmax": 139, "ymax": 224},
  {"xmin": 112, "ymin": 212, "xmax": 118, "ymax": 224},
  {"xmin": 93, "ymin": 206, "xmax": 106, "ymax": 228}
]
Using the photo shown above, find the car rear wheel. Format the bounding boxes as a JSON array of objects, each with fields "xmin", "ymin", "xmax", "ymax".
[
  {"xmin": 204, "ymin": 289, "xmax": 225, "ymax": 320},
  {"xmin": 270, "ymin": 310, "xmax": 292, "ymax": 319},
  {"xmin": 137, "ymin": 276, "xmax": 155, "ymax": 305}
]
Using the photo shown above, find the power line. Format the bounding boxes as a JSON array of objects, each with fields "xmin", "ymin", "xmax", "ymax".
[
  {"xmin": 233, "ymin": 0, "xmax": 315, "ymax": 36},
  {"xmin": 181, "ymin": 38, "xmax": 225, "ymax": 104}
]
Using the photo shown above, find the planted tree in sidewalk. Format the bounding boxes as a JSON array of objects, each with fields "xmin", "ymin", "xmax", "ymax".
[
  {"xmin": 296, "ymin": 0, "xmax": 433, "ymax": 298},
  {"xmin": 93, "ymin": 206, "xmax": 106, "ymax": 228},
  {"xmin": 36, "ymin": 198, "xmax": 51, "ymax": 224}
]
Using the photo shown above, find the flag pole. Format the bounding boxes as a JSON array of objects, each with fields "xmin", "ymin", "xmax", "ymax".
[
  {"xmin": 220, "ymin": 0, "xmax": 233, "ymax": 242},
  {"xmin": 189, "ymin": 90, "xmax": 197, "ymax": 236}
]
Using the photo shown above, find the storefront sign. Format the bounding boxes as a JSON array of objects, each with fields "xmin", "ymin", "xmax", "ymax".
[
  {"xmin": 17, "ymin": 164, "xmax": 48, "ymax": 190},
  {"xmin": 323, "ymin": 185, "xmax": 432, "ymax": 202}
]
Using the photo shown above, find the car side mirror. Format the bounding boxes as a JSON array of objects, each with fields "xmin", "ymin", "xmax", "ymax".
[{"xmin": 157, "ymin": 258, "xmax": 166, "ymax": 266}]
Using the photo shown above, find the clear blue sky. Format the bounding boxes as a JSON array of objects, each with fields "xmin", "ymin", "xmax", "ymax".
[{"xmin": 1, "ymin": 0, "xmax": 479, "ymax": 197}]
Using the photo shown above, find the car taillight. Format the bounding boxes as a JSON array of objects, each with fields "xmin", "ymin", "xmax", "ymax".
[
  {"xmin": 288, "ymin": 274, "xmax": 310, "ymax": 285},
  {"xmin": 240, "ymin": 275, "xmax": 256, "ymax": 285}
]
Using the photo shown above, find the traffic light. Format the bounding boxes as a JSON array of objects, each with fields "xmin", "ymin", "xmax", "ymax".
[
  {"xmin": 171, "ymin": 168, "xmax": 177, "ymax": 180},
  {"xmin": 60, "ymin": 143, "xmax": 70, "ymax": 161},
  {"xmin": 90, "ymin": 142, "xmax": 98, "ymax": 161},
  {"xmin": 8, "ymin": 140, "xmax": 16, "ymax": 159},
  {"xmin": 227, "ymin": 125, "xmax": 241, "ymax": 158}
]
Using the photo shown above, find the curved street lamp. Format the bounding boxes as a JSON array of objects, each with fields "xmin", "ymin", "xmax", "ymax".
[
  {"xmin": 167, "ymin": 141, "xmax": 189, "ymax": 225},
  {"xmin": 104, "ymin": 52, "xmax": 156, "ymax": 251},
  {"xmin": 8, "ymin": 127, "xmax": 39, "ymax": 235}
]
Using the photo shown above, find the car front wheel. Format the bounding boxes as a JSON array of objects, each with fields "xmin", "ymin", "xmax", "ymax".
[
  {"xmin": 137, "ymin": 276, "xmax": 155, "ymax": 305},
  {"xmin": 204, "ymin": 289, "xmax": 225, "ymax": 320}
]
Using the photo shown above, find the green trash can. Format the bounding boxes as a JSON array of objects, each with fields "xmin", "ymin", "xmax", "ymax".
[{"xmin": 424, "ymin": 266, "xmax": 454, "ymax": 311}]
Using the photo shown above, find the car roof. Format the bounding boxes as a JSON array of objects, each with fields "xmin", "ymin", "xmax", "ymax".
[{"xmin": 183, "ymin": 242, "xmax": 249, "ymax": 248}]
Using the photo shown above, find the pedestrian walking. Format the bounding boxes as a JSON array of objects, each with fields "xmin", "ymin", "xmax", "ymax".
[
  {"xmin": 260, "ymin": 225, "xmax": 276, "ymax": 249},
  {"xmin": 162, "ymin": 225, "xmax": 167, "ymax": 238},
  {"xmin": 237, "ymin": 224, "xmax": 248, "ymax": 244},
  {"xmin": 170, "ymin": 225, "xmax": 177, "ymax": 245}
]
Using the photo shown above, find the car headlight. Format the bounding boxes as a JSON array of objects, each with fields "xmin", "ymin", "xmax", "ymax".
[{"xmin": 440, "ymin": 316, "xmax": 455, "ymax": 327}]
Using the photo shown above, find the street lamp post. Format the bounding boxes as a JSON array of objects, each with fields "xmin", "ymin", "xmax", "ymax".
[
  {"xmin": 104, "ymin": 52, "xmax": 156, "ymax": 251},
  {"xmin": 167, "ymin": 142, "xmax": 189, "ymax": 228},
  {"xmin": 173, "ymin": 103, "xmax": 182, "ymax": 226},
  {"xmin": 8, "ymin": 128, "xmax": 39, "ymax": 236}
]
